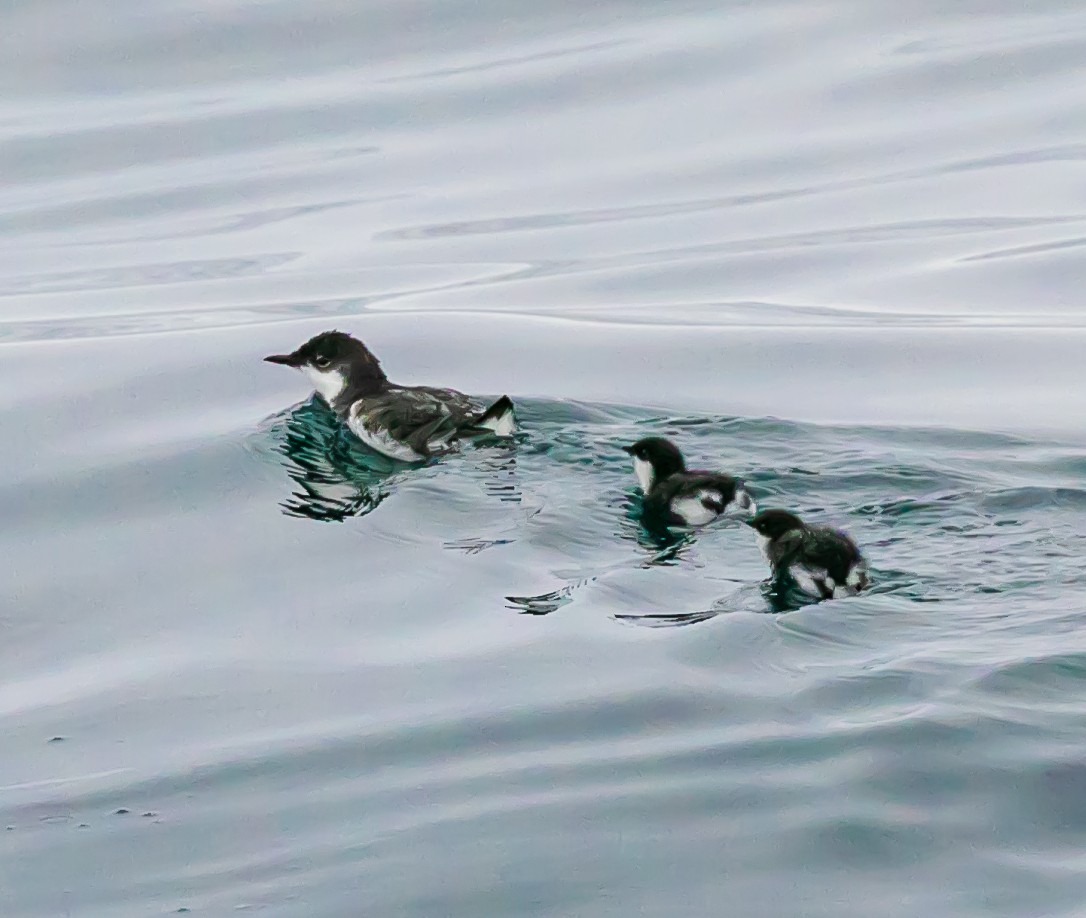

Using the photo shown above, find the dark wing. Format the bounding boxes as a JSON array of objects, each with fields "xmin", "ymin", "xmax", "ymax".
[
  {"xmin": 769, "ymin": 528, "xmax": 808, "ymax": 570},
  {"xmin": 406, "ymin": 386, "xmax": 478, "ymax": 417},
  {"xmin": 651, "ymin": 473, "xmax": 738, "ymax": 501},
  {"xmin": 643, "ymin": 472, "xmax": 740, "ymax": 525},
  {"xmin": 355, "ymin": 387, "xmax": 478, "ymax": 457},
  {"xmin": 682, "ymin": 472, "xmax": 740, "ymax": 512},
  {"xmin": 798, "ymin": 528, "xmax": 864, "ymax": 584}
]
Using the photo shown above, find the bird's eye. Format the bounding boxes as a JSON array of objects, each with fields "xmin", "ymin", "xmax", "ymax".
[{"xmin": 314, "ymin": 356, "xmax": 331, "ymax": 369}]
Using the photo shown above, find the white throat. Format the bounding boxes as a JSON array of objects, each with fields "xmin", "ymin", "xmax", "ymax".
[
  {"xmin": 632, "ymin": 456, "xmax": 655, "ymax": 493},
  {"xmin": 303, "ymin": 365, "xmax": 346, "ymax": 405},
  {"xmin": 754, "ymin": 531, "xmax": 772, "ymax": 562}
]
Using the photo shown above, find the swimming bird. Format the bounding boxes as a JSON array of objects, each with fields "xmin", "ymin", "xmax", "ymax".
[
  {"xmin": 622, "ymin": 436, "xmax": 754, "ymax": 526},
  {"xmin": 265, "ymin": 330, "xmax": 515, "ymax": 461},
  {"xmin": 746, "ymin": 509, "xmax": 868, "ymax": 600}
]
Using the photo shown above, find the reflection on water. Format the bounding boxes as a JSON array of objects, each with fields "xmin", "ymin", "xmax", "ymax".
[
  {"xmin": 619, "ymin": 491, "xmax": 691, "ymax": 552},
  {"xmin": 471, "ymin": 442, "xmax": 523, "ymax": 505},
  {"xmin": 264, "ymin": 395, "xmax": 527, "ymax": 523},
  {"xmin": 265, "ymin": 396, "xmax": 398, "ymax": 522},
  {"xmin": 614, "ymin": 607, "xmax": 722, "ymax": 628},
  {"xmin": 505, "ymin": 582, "xmax": 583, "ymax": 615},
  {"xmin": 505, "ymin": 482, "xmax": 733, "ymax": 617}
]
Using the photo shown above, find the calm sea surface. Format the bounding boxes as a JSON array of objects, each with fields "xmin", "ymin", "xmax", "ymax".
[{"xmin": 3, "ymin": 1, "xmax": 1086, "ymax": 915}]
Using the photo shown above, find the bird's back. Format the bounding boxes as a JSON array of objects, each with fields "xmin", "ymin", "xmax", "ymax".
[
  {"xmin": 348, "ymin": 385, "xmax": 478, "ymax": 459},
  {"xmin": 793, "ymin": 526, "xmax": 864, "ymax": 583},
  {"xmin": 645, "ymin": 470, "xmax": 741, "ymax": 524},
  {"xmin": 654, "ymin": 471, "xmax": 739, "ymax": 504}
]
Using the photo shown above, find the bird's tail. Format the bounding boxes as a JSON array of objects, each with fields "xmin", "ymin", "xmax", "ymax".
[
  {"xmin": 734, "ymin": 486, "xmax": 756, "ymax": 514},
  {"xmin": 466, "ymin": 395, "xmax": 516, "ymax": 437}
]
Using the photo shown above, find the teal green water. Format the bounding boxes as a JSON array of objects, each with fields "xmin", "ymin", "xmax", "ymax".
[
  {"xmin": 257, "ymin": 395, "xmax": 1086, "ymax": 619},
  {"xmin": 5, "ymin": 0, "xmax": 1086, "ymax": 915}
]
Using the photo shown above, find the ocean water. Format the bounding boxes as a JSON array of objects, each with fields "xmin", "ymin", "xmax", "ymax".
[{"xmin": 3, "ymin": 1, "xmax": 1086, "ymax": 915}]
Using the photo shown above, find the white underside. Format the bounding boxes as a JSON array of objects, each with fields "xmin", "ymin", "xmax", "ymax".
[
  {"xmin": 671, "ymin": 491, "xmax": 723, "ymax": 527},
  {"xmin": 789, "ymin": 563, "xmax": 867, "ymax": 599},
  {"xmin": 476, "ymin": 404, "xmax": 516, "ymax": 437},
  {"xmin": 734, "ymin": 487, "xmax": 756, "ymax": 514},
  {"xmin": 789, "ymin": 564, "xmax": 830, "ymax": 598},
  {"xmin": 840, "ymin": 564, "xmax": 868, "ymax": 597},
  {"xmin": 632, "ymin": 457, "xmax": 655, "ymax": 493},
  {"xmin": 755, "ymin": 532, "xmax": 772, "ymax": 562},
  {"xmin": 347, "ymin": 417, "xmax": 427, "ymax": 462}
]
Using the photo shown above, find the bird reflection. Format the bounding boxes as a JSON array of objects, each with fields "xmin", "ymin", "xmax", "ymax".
[
  {"xmin": 505, "ymin": 492, "xmax": 747, "ymax": 618},
  {"xmin": 618, "ymin": 490, "xmax": 698, "ymax": 562},
  {"xmin": 265, "ymin": 397, "xmax": 526, "ymax": 523},
  {"xmin": 473, "ymin": 441, "xmax": 522, "ymax": 505},
  {"xmin": 505, "ymin": 582, "xmax": 583, "ymax": 615},
  {"xmin": 614, "ymin": 580, "xmax": 774, "ymax": 628},
  {"xmin": 501, "ymin": 491, "xmax": 702, "ymax": 617},
  {"xmin": 267, "ymin": 397, "xmax": 399, "ymax": 522},
  {"xmin": 759, "ymin": 578, "xmax": 807, "ymax": 614},
  {"xmin": 613, "ymin": 608, "xmax": 721, "ymax": 628}
]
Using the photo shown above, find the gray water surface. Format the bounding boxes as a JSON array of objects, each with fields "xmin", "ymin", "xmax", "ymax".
[{"xmin": 3, "ymin": 1, "xmax": 1086, "ymax": 915}]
